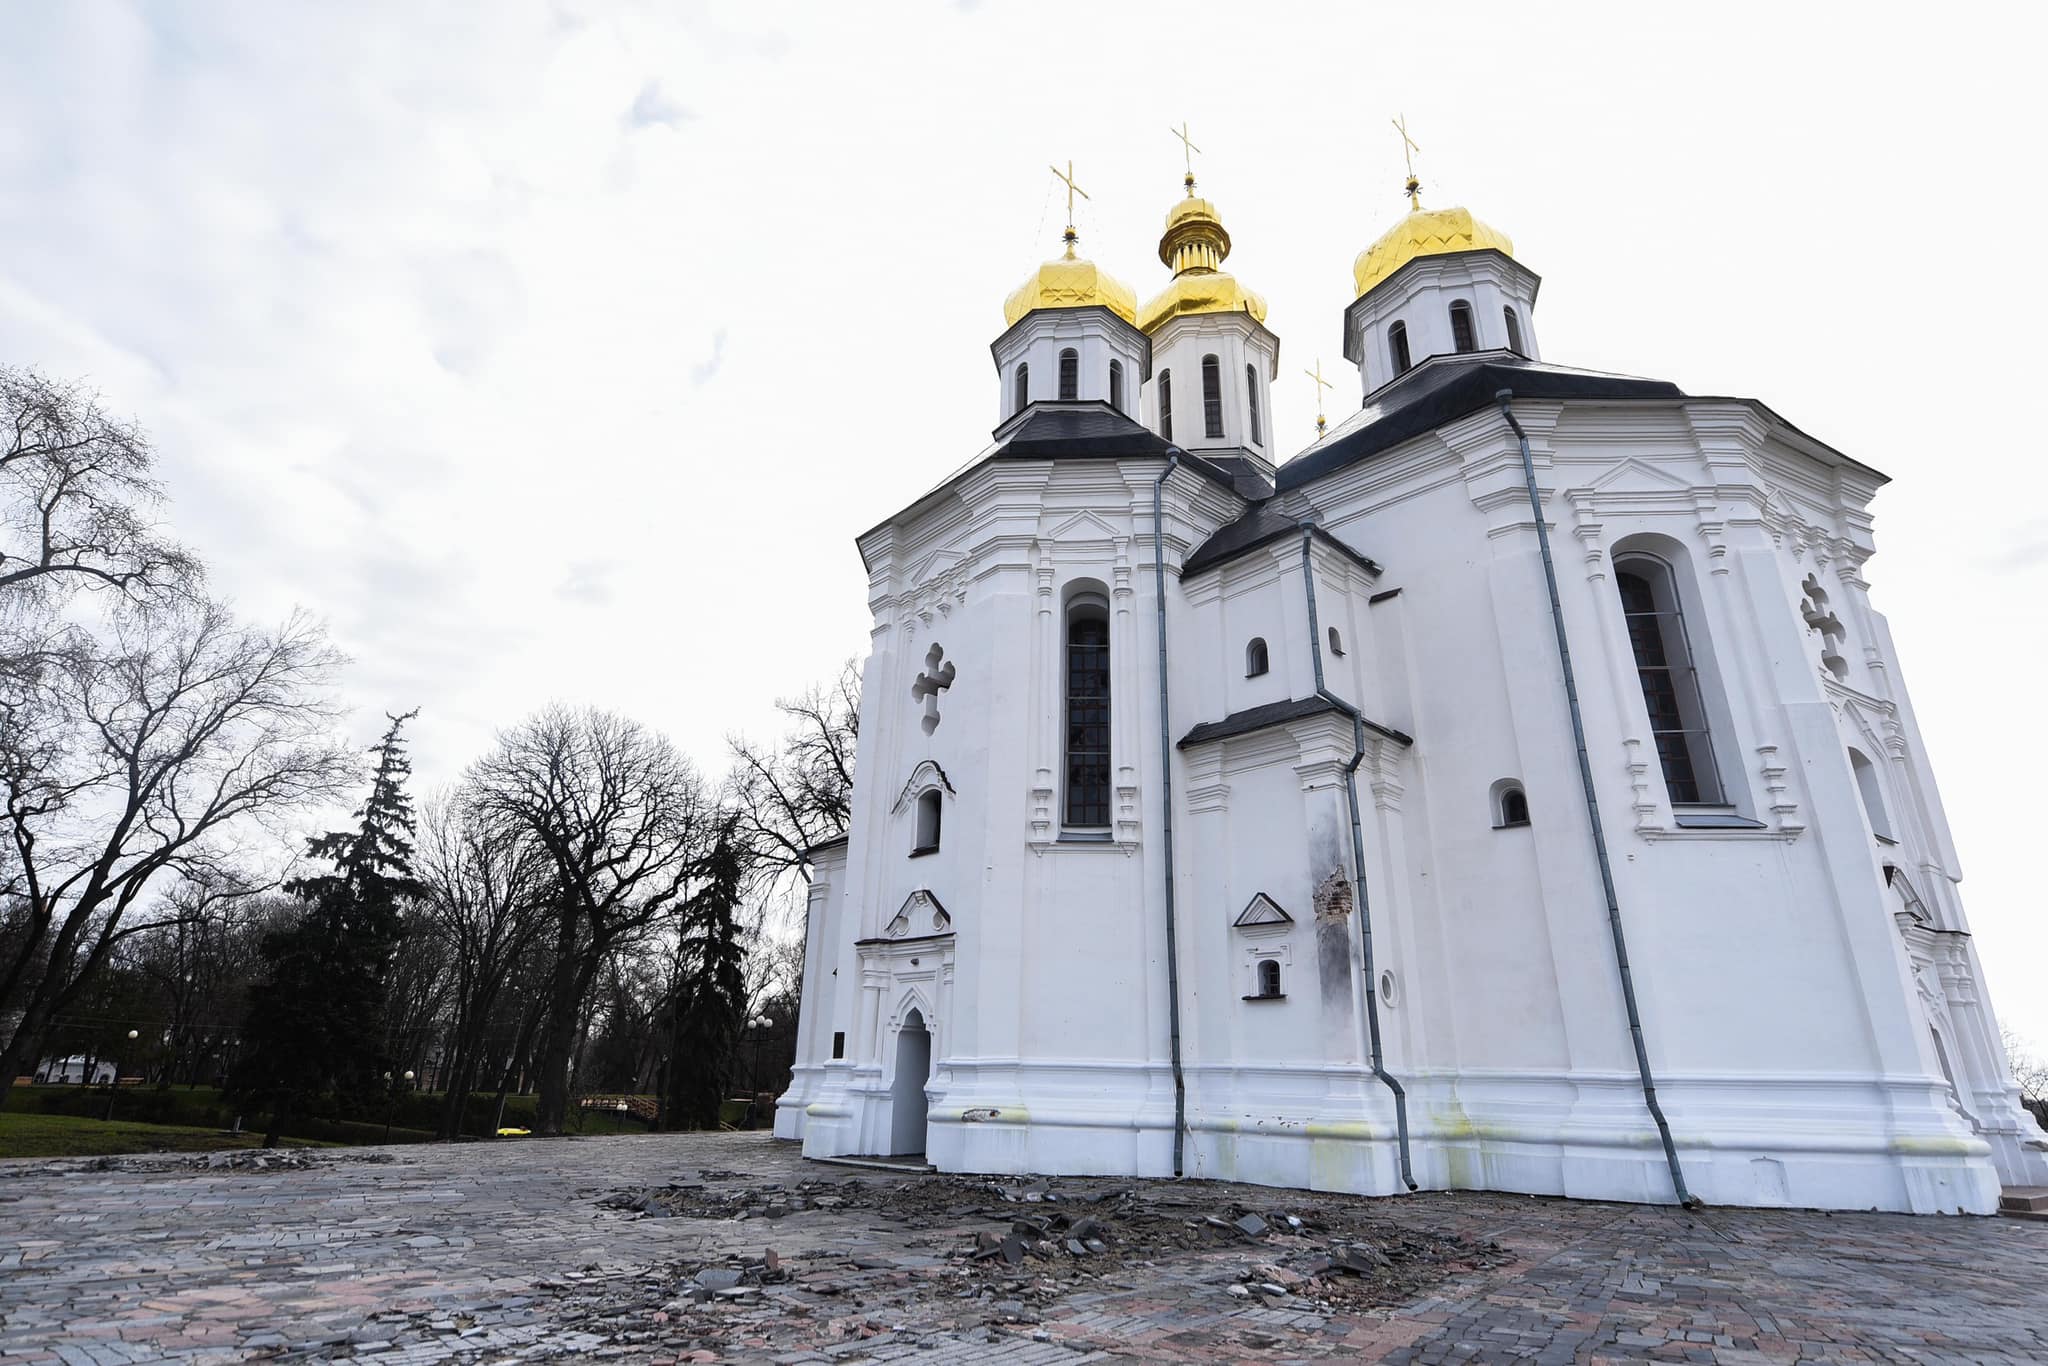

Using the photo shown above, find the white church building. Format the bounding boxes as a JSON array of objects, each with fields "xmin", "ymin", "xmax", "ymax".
[{"xmin": 775, "ymin": 159, "xmax": 2048, "ymax": 1214}]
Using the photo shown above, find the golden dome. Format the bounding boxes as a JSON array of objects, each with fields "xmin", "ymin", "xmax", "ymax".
[
  {"xmin": 1137, "ymin": 177, "xmax": 1268, "ymax": 334},
  {"xmin": 1003, "ymin": 230, "xmax": 1138, "ymax": 328},
  {"xmin": 1353, "ymin": 204, "xmax": 1514, "ymax": 298}
]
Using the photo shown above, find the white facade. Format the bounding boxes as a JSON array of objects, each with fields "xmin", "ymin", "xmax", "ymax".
[{"xmin": 778, "ymin": 204, "xmax": 2048, "ymax": 1214}]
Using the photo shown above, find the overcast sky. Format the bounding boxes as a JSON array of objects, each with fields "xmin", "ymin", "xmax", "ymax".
[{"xmin": 4, "ymin": 1, "xmax": 2045, "ymax": 1050}]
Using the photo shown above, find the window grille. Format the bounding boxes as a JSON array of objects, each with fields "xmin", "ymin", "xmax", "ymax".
[
  {"xmin": 1201, "ymin": 354, "xmax": 1223, "ymax": 439},
  {"xmin": 1064, "ymin": 608, "xmax": 1111, "ymax": 827}
]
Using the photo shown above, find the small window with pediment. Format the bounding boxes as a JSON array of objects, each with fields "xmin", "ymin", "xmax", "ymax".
[
  {"xmin": 912, "ymin": 789, "xmax": 942, "ymax": 855},
  {"xmin": 1245, "ymin": 637, "xmax": 1269, "ymax": 678},
  {"xmin": 1256, "ymin": 959, "xmax": 1282, "ymax": 998}
]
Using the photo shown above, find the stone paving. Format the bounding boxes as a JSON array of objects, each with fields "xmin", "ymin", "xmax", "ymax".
[{"xmin": 1, "ymin": 1131, "xmax": 2045, "ymax": 1363}]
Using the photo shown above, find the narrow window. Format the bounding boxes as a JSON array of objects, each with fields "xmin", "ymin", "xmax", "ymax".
[
  {"xmin": 1496, "ymin": 784, "xmax": 1530, "ymax": 828},
  {"xmin": 1616, "ymin": 557, "xmax": 1724, "ymax": 805},
  {"xmin": 1328, "ymin": 626, "xmax": 1344, "ymax": 657},
  {"xmin": 1201, "ymin": 354, "xmax": 1224, "ymax": 439},
  {"xmin": 1109, "ymin": 360, "xmax": 1124, "ymax": 413},
  {"xmin": 1256, "ymin": 959, "xmax": 1282, "ymax": 998},
  {"xmin": 1503, "ymin": 306, "xmax": 1524, "ymax": 355},
  {"xmin": 1449, "ymin": 301, "xmax": 1476, "ymax": 353},
  {"xmin": 1158, "ymin": 370, "xmax": 1173, "ymax": 441},
  {"xmin": 1064, "ymin": 596, "xmax": 1111, "ymax": 828},
  {"xmin": 1246, "ymin": 364, "xmax": 1261, "ymax": 445},
  {"xmin": 1245, "ymin": 637, "xmax": 1269, "ymax": 678},
  {"xmin": 1014, "ymin": 363, "xmax": 1029, "ymax": 413},
  {"xmin": 1388, "ymin": 321, "xmax": 1411, "ymax": 375},
  {"xmin": 832, "ymin": 1031, "xmax": 846, "ymax": 1059},
  {"xmin": 1058, "ymin": 348, "xmax": 1078, "ymax": 401},
  {"xmin": 1849, "ymin": 748, "xmax": 1893, "ymax": 842},
  {"xmin": 912, "ymin": 789, "xmax": 942, "ymax": 854}
]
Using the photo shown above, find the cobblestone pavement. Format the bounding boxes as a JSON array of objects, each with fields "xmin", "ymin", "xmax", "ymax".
[{"xmin": 2, "ymin": 1131, "xmax": 2045, "ymax": 1364}]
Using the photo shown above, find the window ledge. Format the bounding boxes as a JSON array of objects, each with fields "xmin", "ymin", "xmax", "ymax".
[
  {"xmin": 1242, "ymin": 993, "xmax": 1287, "ymax": 1003},
  {"xmin": 1057, "ymin": 830, "xmax": 1113, "ymax": 844},
  {"xmin": 908, "ymin": 845, "xmax": 938, "ymax": 859},
  {"xmin": 1671, "ymin": 808, "xmax": 1768, "ymax": 831},
  {"xmin": 1493, "ymin": 820, "xmax": 1531, "ymax": 831}
]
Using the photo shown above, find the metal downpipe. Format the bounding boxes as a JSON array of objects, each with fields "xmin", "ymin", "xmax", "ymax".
[
  {"xmin": 1299, "ymin": 529, "xmax": 1419, "ymax": 1191},
  {"xmin": 1152, "ymin": 451, "xmax": 1188, "ymax": 1177},
  {"xmin": 1494, "ymin": 391, "xmax": 1697, "ymax": 1208}
]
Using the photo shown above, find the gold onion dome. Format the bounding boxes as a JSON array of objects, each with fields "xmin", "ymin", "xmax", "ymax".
[
  {"xmin": 1003, "ymin": 228, "xmax": 1138, "ymax": 328},
  {"xmin": 1353, "ymin": 203, "xmax": 1514, "ymax": 299},
  {"xmin": 1137, "ymin": 176, "xmax": 1267, "ymax": 334}
]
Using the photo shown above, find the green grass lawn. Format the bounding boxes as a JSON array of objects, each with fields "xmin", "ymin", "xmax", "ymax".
[{"xmin": 0, "ymin": 1111, "xmax": 328, "ymax": 1159}]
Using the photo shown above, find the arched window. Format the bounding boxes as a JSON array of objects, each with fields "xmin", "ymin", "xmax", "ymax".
[
  {"xmin": 1201, "ymin": 354, "xmax": 1224, "ymax": 439},
  {"xmin": 1616, "ymin": 555, "xmax": 1724, "ymax": 805},
  {"xmin": 1449, "ymin": 301, "xmax": 1476, "ymax": 353},
  {"xmin": 912, "ymin": 789, "xmax": 942, "ymax": 854},
  {"xmin": 1388, "ymin": 321, "xmax": 1412, "ymax": 375},
  {"xmin": 1245, "ymin": 637, "xmax": 1269, "ymax": 678},
  {"xmin": 1848, "ymin": 747, "xmax": 1893, "ymax": 842},
  {"xmin": 1109, "ymin": 360, "xmax": 1124, "ymax": 413},
  {"xmin": 1328, "ymin": 626, "xmax": 1344, "ymax": 657},
  {"xmin": 1058, "ymin": 348, "xmax": 1079, "ymax": 401},
  {"xmin": 1256, "ymin": 959, "xmax": 1282, "ymax": 998},
  {"xmin": 1503, "ymin": 306, "xmax": 1524, "ymax": 355},
  {"xmin": 1494, "ymin": 781, "xmax": 1530, "ymax": 829},
  {"xmin": 1158, "ymin": 370, "xmax": 1173, "ymax": 441},
  {"xmin": 1246, "ymin": 364, "xmax": 1261, "ymax": 445},
  {"xmin": 1014, "ymin": 363, "xmax": 1029, "ymax": 413},
  {"xmin": 1064, "ymin": 594, "xmax": 1111, "ymax": 828}
]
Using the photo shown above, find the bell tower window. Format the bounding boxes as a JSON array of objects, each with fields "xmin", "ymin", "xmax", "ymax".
[
  {"xmin": 1109, "ymin": 360, "xmax": 1125, "ymax": 413},
  {"xmin": 1063, "ymin": 594, "xmax": 1111, "ymax": 829},
  {"xmin": 1158, "ymin": 370, "xmax": 1173, "ymax": 441},
  {"xmin": 1058, "ymin": 348, "xmax": 1079, "ymax": 401},
  {"xmin": 1201, "ymin": 354, "xmax": 1224, "ymax": 439},
  {"xmin": 1449, "ymin": 301, "xmax": 1476, "ymax": 353},
  {"xmin": 1246, "ymin": 364, "xmax": 1261, "ymax": 445},
  {"xmin": 1014, "ymin": 363, "xmax": 1029, "ymax": 414},
  {"xmin": 1503, "ymin": 306, "xmax": 1524, "ymax": 355},
  {"xmin": 1388, "ymin": 321, "xmax": 1411, "ymax": 375}
]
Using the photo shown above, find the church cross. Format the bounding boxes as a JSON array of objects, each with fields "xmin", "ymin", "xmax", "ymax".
[
  {"xmin": 1170, "ymin": 121, "xmax": 1202, "ymax": 182},
  {"xmin": 1049, "ymin": 160, "xmax": 1090, "ymax": 231},
  {"xmin": 1304, "ymin": 360, "xmax": 1334, "ymax": 440},
  {"xmin": 1392, "ymin": 113, "xmax": 1422, "ymax": 209},
  {"xmin": 910, "ymin": 643, "xmax": 956, "ymax": 736}
]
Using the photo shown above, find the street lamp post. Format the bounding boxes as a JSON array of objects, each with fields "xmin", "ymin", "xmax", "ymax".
[{"xmin": 104, "ymin": 1029, "xmax": 139, "ymax": 1122}]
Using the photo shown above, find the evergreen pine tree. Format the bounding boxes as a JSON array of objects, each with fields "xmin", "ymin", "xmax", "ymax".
[
  {"xmin": 231, "ymin": 711, "xmax": 424, "ymax": 1144},
  {"xmin": 664, "ymin": 815, "xmax": 748, "ymax": 1130}
]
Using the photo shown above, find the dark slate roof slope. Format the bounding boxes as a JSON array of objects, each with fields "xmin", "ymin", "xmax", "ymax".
[
  {"xmin": 988, "ymin": 402, "xmax": 1242, "ymax": 494},
  {"xmin": 1183, "ymin": 507, "xmax": 1382, "ymax": 580},
  {"xmin": 1178, "ymin": 695, "xmax": 1413, "ymax": 749},
  {"xmin": 1277, "ymin": 355, "xmax": 1684, "ymax": 493}
]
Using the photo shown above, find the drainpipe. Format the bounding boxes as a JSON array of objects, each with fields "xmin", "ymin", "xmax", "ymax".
[
  {"xmin": 1494, "ymin": 390, "xmax": 1697, "ymax": 1208},
  {"xmin": 1152, "ymin": 450, "xmax": 1188, "ymax": 1178},
  {"xmin": 1300, "ymin": 529, "xmax": 1418, "ymax": 1191}
]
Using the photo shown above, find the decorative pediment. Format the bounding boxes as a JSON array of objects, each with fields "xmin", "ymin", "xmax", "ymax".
[
  {"xmin": 1233, "ymin": 893, "xmax": 1293, "ymax": 938},
  {"xmin": 1583, "ymin": 456, "xmax": 1695, "ymax": 495},
  {"xmin": 885, "ymin": 888, "xmax": 953, "ymax": 939},
  {"xmin": 1044, "ymin": 509, "xmax": 1122, "ymax": 543},
  {"xmin": 891, "ymin": 759, "xmax": 956, "ymax": 814}
]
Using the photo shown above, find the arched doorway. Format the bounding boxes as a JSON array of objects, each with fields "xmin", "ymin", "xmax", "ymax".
[{"xmin": 889, "ymin": 1009, "xmax": 931, "ymax": 1156}]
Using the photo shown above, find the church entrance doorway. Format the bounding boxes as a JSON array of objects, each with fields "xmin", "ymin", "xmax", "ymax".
[{"xmin": 889, "ymin": 1009, "xmax": 932, "ymax": 1156}]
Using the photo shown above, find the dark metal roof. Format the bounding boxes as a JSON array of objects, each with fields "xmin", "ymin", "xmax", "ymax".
[
  {"xmin": 1178, "ymin": 695, "xmax": 1412, "ymax": 750},
  {"xmin": 1182, "ymin": 509, "xmax": 1383, "ymax": 580},
  {"xmin": 986, "ymin": 402, "xmax": 1244, "ymax": 494},
  {"xmin": 1277, "ymin": 355, "xmax": 1684, "ymax": 493}
]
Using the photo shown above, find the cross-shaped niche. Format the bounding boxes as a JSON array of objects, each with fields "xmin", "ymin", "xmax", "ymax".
[
  {"xmin": 1799, "ymin": 574, "xmax": 1849, "ymax": 681},
  {"xmin": 910, "ymin": 643, "xmax": 956, "ymax": 735}
]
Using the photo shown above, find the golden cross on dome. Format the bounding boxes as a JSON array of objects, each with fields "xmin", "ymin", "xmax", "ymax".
[
  {"xmin": 1392, "ymin": 113, "xmax": 1422, "ymax": 209},
  {"xmin": 1049, "ymin": 160, "xmax": 1090, "ymax": 244},
  {"xmin": 1170, "ymin": 121, "xmax": 1202, "ymax": 188},
  {"xmin": 1305, "ymin": 360, "xmax": 1334, "ymax": 439}
]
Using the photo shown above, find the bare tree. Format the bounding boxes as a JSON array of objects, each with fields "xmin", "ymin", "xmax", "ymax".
[
  {"xmin": 726, "ymin": 659, "xmax": 859, "ymax": 900},
  {"xmin": 2005, "ymin": 1027, "xmax": 2048, "ymax": 1105},
  {"xmin": 413, "ymin": 791, "xmax": 552, "ymax": 1138},
  {"xmin": 466, "ymin": 707, "xmax": 711, "ymax": 1134},
  {"xmin": 0, "ymin": 601, "xmax": 353, "ymax": 1102},
  {"xmin": 1, "ymin": 367, "xmax": 197, "ymax": 606}
]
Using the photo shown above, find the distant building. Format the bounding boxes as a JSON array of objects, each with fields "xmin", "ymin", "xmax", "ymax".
[{"xmin": 32, "ymin": 1055, "xmax": 114, "ymax": 1085}]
